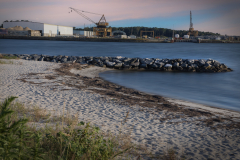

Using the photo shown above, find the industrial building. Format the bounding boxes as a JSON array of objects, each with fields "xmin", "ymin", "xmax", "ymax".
[
  {"xmin": 73, "ymin": 30, "xmax": 96, "ymax": 37},
  {"xmin": 3, "ymin": 20, "xmax": 73, "ymax": 36}
]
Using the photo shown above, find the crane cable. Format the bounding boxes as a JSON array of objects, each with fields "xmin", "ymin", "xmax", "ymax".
[{"xmin": 69, "ymin": 7, "xmax": 103, "ymax": 25}]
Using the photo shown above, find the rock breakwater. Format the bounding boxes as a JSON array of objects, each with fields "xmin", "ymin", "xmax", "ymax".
[{"xmin": 2, "ymin": 53, "xmax": 233, "ymax": 72}]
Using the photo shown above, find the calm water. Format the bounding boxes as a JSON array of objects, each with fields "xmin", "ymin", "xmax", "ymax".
[{"xmin": 1, "ymin": 39, "xmax": 240, "ymax": 111}]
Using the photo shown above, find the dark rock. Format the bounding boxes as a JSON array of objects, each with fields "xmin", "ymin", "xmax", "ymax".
[
  {"xmin": 181, "ymin": 63, "xmax": 188, "ymax": 68},
  {"xmin": 51, "ymin": 59, "xmax": 56, "ymax": 63},
  {"xmin": 151, "ymin": 63, "xmax": 159, "ymax": 69},
  {"xmin": 122, "ymin": 64, "xmax": 131, "ymax": 69},
  {"xmin": 162, "ymin": 59, "xmax": 169, "ymax": 63},
  {"xmin": 39, "ymin": 57, "xmax": 44, "ymax": 61},
  {"xmin": 139, "ymin": 64, "xmax": 147, "ymax": 68},
  {"xmin": 213, "ymin": 61, "xmax": 221, "ymax": 67},
  {"xmin": 198, "ymin": 59, "xmax": 206, "ymax": 66},
  {"xmin": 173, "ymin": 62, "xmax": 179, "ymax": 68}
]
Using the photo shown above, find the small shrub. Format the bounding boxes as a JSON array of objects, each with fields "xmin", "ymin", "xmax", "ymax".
[{"xmin": 0, "ymin": 97, "xmax": 134, "ymax": 159}]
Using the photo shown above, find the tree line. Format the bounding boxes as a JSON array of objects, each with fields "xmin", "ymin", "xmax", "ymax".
[{"xmin": 74, "ymin": 26, "xmax": 220, "ymax": 37}]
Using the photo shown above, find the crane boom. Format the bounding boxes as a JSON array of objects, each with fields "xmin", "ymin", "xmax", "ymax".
[
  {"xmin": 69, "ymin": 7, "xmax": 99, "ymax": 25},
  {"xmin": 69, "ymin": 7, "xmax": 112, "ymax": 37},
  {"xmin": 69, "ymin": 7, "xmax": 109, "ymax": 28}
]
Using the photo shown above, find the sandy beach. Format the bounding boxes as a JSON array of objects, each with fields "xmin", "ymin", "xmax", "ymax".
[{"xmin": 1, "ymin": 59, "xmax": 240, "ymax": 159}]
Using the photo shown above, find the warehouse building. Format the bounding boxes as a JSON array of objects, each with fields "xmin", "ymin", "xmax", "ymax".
[{"xmin": 3, "ymin": 20, "xmax": 73, "ymax": 36}]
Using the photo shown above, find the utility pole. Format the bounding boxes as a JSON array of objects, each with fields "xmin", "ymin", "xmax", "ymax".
[
  {"xmin": 190, "ymin": 11, "xmax": 193, "ymax": 29},
  {"xmin": 172, "ymin": 25, "xmax": 174, "ymax": 39}
]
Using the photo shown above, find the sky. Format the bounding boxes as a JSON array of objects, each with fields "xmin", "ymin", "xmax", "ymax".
[{"xmin": 1, "ymin": 0, "xmax": 240, "ymax": 36}]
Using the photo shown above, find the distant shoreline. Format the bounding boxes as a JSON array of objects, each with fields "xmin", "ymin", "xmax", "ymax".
[{"xmin": 1, "ymin": 35, "xmax": 240, "ymax": 43}]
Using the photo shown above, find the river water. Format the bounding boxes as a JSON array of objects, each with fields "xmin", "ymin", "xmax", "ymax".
[{"xmin": 0, "ymin": 39, "xmax": 240, "ymax": 111}]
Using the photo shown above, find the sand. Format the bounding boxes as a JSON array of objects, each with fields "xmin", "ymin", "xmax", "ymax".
[{"xmin": 0, "ymin": 59, "xmax": 240, "ymax": 159}]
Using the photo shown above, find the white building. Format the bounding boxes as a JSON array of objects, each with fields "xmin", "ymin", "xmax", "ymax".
[
  {"xmin": 73, "ymin": 30, "xmax": 95, "ymax": 37},
  {"xmin": 128, "ymin": 35, "xmax": 136, "ymax": 39},
  {"xmin": 3, "ymin": 20, "xmax": 73, "ymax": 36}
]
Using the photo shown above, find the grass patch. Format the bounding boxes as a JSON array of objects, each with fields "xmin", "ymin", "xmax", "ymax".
[
  {"xmin": 0, "ymin": 54, "xmax": 18, "ymax": 59},
  {"xmin": 0, "ymin": 97, "xmax": 136, "ymax": 160},
  {"xmin": 1, "ymin": 97, "xmax": 183, "ymax": 159}
]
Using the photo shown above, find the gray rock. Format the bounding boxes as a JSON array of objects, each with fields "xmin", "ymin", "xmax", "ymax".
[
  {"xmin": 122, "ymin": 64, "xmax": 130, "ymax": 69},
  {"xmin": 173, "ymin": 62, "xmax": 179, "ymax": 68},
  {"xmin": 139, "ymin": 64, "xmax": 147, "ymax": 68},
  {"xmin": 177, "ymin": 66, "xmax": 183, "ymax": 71},
  {"xmin": 115, "ymin": 56, "xmax": 123, "ymax": 59},
  {"xmin": 206, "ymin": 60, "xmax": 212, "ymax": 64},
  {"xmin": 162, "ymin": 59, "xmax": 169, "ymax": 63},
  {"xmin": 181, "ymin": 63, "xmax": 188, "ymax": 68},
  {"xmin": 115, "ymin": 59, "xmax": 122, "ymax": 63},
  {"xmin": 177, "ymin": 58, "xmax": 182, "ymax": 62},
  {"xmin": 159, "ymin": 62, "xmax": 165, "ymax": 68},
  {"xmin": 164, "ymin": 64, "xmax": 172, "ymax": 68},
  {"xmin": 39, "ymin": 57, "xmax": 44, "ymax": 61},
  {"xmin": 151, "ymin": 63, "xmax": 159, "ymax": 69},
  {"xmin": 114, "ymin": 63, "xmax": 123, "ymax": 68},
  {"xmin": 204, "ymin": 63, "xmax": 211, "ymax": 67},
  {"xmin": 140, "ymin": 58, "xmax": 154, "ymax": 65},
  {"xmin": 187, "ymin": 59, "xmax": 194, "ymax": 64},
  {"xmin": 51, "ymin": 59, "xmax": 56, "ymax": 63},
  {"xmin": 131, "ymin": 61, "xmax": 140, "ymax": 67},
  {"xmin": 154, "ymin": 60, "xmax": 162, "ymax": 64},
  {"xmin": 106, "ymin": 62, "xmax": 116, "ymax": 67},
  {"xmin": 190, "ymin": 64, "xmax": 198, "ymax": 68},
  {"xmin": 123, "ymin": 58, "xmax": 132, "ymax": 63},
  {"xmin": 61, "ymin": 58, "xmax": 68, "ymax": 63},
  {"xmin": 198, "ymin": 59, "xmax": 206, "ymax": 66},
  {"xmin": 213, "ymin": 61, "xmax": 221, "ymax": 67}
]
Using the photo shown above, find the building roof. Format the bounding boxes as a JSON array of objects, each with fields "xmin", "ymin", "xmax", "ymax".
[{"xmin": 4, "ymin": 20, "xmax": 73, "ymax": 28}]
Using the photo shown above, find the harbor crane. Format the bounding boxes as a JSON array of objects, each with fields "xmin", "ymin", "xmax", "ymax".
[{"xmin": 69, "ymin": 7, "xmax": 112, "ymax": 37}]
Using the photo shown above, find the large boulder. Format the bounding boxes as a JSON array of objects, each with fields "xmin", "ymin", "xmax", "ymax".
[
  {"xmin": 61, "ymin": 57, "xmax": 68, "ymax": 63},
  {"xmin": 213, "ymin": 61, "xmax": 221, "ymax": 67},
  {"xmin": 159, "ymin": 62, "xmax": 165, "ymax": 68},
  {"xmin": 151, "ymin": 63, "xmax": 159, "ymax": 69},
  {"xmin": 164, "ymin": 64, "xmax": 172, "ymax": 68},
  {"xmin": 139, "ymin": 64, "xmax": 147, "ymax": 68},
  {"xmin": 106, "ymin": 62, "xmax": 116, "ymax": 67},
  {"xmin": 162, "ymin": 59, "xmax": 169, "ymax": 63},
  {"xmin": 173, "ymin": 62, "xmax": 179, "ymax": 68},
  {"xmin": 181, "ymin": 63, "xmax": 188, "ymax": 68},
  {"xmin": 131, "ymin": 61, "xmax": 140, "ymax": 67},
  {"xmin": 39, "ymin": 57, "xmax": 44, "ymax": 61},
  {"xmin": 187, "ymin": 59, "xmax": 195, "ymax": 64},
  {"xmin": 114, "ymin": 63, "xmax": 123, "ymax": 68},
  {"xmin": 154, "ymin": 59, "xmax": 162, "ymax": 64},
  {"xmin": 140, "ymin": 58, "xmax": 154, "ymax": 65},
  {"xmin": 198, "ymin": 59, "xmax": 206, "ymax": 66},
  {"xmin": 122, "ymin": 64, "xmax": 131, "ymax": 69}
]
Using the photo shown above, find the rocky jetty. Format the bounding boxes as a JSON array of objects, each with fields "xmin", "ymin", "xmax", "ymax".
[{"xmin": 2, "ymin": 53, "xmax": 233, "ymax": 72}]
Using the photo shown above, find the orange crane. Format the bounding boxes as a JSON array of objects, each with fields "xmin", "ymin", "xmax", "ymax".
[{"xmin": 69, "ymin": 7, "xmax": 112, "ymax": 37}]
